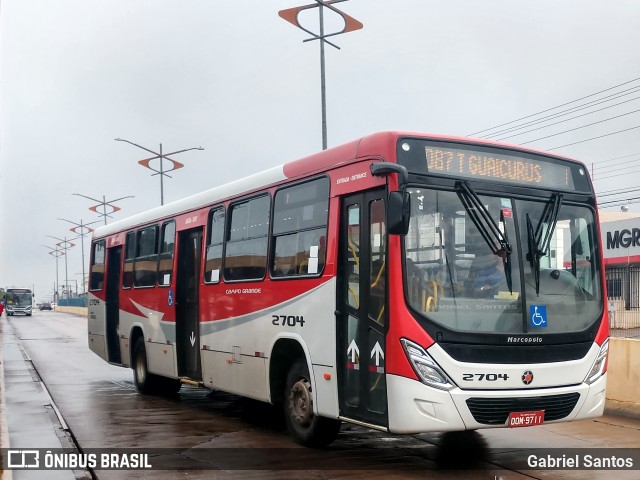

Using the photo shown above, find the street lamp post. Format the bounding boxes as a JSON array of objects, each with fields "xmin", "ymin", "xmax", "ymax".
[
  {"xmin": 114, "ymin": 138, "xmax": 204, "ymax": 206},
  {"xmin": 58, "ymin": 218, "xmax": 100, "ymax": 295},
  {"xmin": 73, "ymin": 193, "xmax": 135, "ymax": 225},
  {"xmin": 47, "ymin": 235, "xmax": 77, "ymax": 300},
  {"xmin": 42, "ymin": 245, "xmax": 64, "ymax": 303},
  {"xmin": 279, "ymin": 0, "xmax": 362, "ymax": 150}
]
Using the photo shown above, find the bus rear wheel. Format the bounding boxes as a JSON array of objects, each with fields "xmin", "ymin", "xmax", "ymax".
[
  {"xmin": 133, "ymin": 337, "xmax": 155, "ymax": 394},
  {"xmin": 284, "ymin": 359, "xmax": 341, "ymax": 447}
]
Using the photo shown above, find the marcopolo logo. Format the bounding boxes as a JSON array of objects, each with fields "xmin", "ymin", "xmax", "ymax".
[{"xmin": 606, "ymin": 228, "xmax": 640, "ymax": 250}]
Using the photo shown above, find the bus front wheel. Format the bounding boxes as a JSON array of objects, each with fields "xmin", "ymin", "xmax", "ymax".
[{"xmin": 284, "ymin": 359, "xmax": 341, "ymax": 447}]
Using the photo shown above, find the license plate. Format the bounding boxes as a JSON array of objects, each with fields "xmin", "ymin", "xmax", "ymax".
[{"xmin": 508, "ymin": 410, "xmax": 544, "ymax": 428}]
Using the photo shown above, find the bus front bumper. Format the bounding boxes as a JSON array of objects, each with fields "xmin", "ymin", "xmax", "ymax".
[
  {"xmin": 386, "ymin": 373, "xmax": 607, "ymax": 434},
  {"xmin": 6, "ymin": 307, "xmax": 32, "ymax": 315}
]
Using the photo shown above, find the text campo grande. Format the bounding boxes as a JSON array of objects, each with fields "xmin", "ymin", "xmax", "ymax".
[
  {"xmin": 42, "ymin": 452, "xmax": 151, "ymax": 469},
  {"xmin": 425, "ymin": 148, "xmax": 543, "ymax": 183},
  {"xmin": 528, "ymin": 454, "xmax": 633, "ymax": 469}
]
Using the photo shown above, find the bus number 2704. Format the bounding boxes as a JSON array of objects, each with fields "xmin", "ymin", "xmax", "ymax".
[
  {"xmin": 462, "ymin": 373, "xmax": 509, "ymax": 381},
  {"xmin": 272, "ymin": 315, "xmax": 305, "ymax": 327}
]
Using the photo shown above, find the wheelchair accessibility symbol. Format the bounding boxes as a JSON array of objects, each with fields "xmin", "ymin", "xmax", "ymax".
[{"xmin": 529, "ymin": 305, "xmax": 547, "ymax": 328}]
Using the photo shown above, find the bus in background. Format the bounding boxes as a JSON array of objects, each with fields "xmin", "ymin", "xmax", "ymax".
[
  {"xmin": 5, "ymin": 288, "xmax": 34, "ymax": 316},
  {"xmin": 88, "ymin": 131, "xmax": 608, "ymax": 447}
]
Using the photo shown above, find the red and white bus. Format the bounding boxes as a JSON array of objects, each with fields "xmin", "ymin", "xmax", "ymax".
[{"xmin": 88, "ymin": 131, "xmax": 608, "ymax": 446}]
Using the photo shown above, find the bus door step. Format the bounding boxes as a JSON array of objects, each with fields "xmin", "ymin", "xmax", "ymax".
[{"xmin": 179, "ymin": 377, "xmax": 205, "ymax": 387}]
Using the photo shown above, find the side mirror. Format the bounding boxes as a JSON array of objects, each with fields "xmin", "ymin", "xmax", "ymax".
[{"xmin": 388, "ymin": 190, "xmax": 411, "ymax": 236}]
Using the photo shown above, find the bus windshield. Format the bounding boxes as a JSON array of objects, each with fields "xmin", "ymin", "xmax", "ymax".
[
  {"xmin": 7, "ymin": 291, "xmax": 32, "ymax": 306},
  {"xmin": 404, "ymin": 187, "xmax": 601, "ymax": 334}
]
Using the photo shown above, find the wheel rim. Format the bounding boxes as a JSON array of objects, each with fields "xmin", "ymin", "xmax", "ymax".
[{"xmin": 289, "ymin": 378, "xmax": 313, "ymax": 427}]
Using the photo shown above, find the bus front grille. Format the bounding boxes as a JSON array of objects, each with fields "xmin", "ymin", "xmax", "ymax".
[{"xmin": 466, "ymin": 392, "xmax": 581, "ymax": 425}]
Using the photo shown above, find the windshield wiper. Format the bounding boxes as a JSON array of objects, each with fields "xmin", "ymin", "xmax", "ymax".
[
  {"xmin": 456, "ymin": 181, "xmax": 513, "ymax": 294},
  {"xmin": 500, "ymin": 208, "xmax": 513, "ymax": 295},
  {"xmin": 526, "ymin": 192, "xmax": 563, "ymax": 296}
]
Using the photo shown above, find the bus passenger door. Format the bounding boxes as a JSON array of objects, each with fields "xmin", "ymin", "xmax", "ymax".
[
  {"xmin": 106, "ymin": 246, "xmax": 122, "ymax": 364},
  {"xmin": 176, "ymin": 228, "xmax": 203, "ymax": 380},
  {"xmin": 337, "ymin": 190, "xmax": 388, "ymax": 428}
]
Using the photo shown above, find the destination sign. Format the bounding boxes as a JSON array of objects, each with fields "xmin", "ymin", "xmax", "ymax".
[{"xmin": 396, "ymin": 139, "xmax": 592, "ymax": 192}]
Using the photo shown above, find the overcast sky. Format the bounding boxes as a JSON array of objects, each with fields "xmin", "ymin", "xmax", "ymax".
[{"xmin": 1, "ymin": 0, "xmax": 639, "ymax": 301}]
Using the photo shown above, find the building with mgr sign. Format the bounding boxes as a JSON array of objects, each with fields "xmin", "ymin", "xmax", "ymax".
[{"xmin": 600, "ymin": 211, "xmax": 640, "ymax": 330}]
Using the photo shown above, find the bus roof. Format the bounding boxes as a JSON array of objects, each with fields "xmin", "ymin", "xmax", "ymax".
[{"xmin": 92, "ymin": 131, "xmax": 583, "ymax": 240}]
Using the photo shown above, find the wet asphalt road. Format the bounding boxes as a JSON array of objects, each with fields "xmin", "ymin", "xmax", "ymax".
[{"xmin": 2, "ymin": 310, "xmax": 640, "ymax": 480}]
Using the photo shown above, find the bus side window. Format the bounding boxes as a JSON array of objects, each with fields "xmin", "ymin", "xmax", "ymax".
[
  {"xmin": 89, "ymin": 240, "xmax": 106, "ymax": 291},
  {"xmin": 369, "ymin": 198, "xmax": 386, "ymax": 324},
  {"xmin": 157, "ymin": 221, "xmax": 176, "ymax": 287},
  {"xmin": 224, "ymin": 195, "xmax": 270, "ymax": 282},
  {"xmin": 271, "ymin": 177, "xmax": 329, "ymax": 278},
  {"xmin": 134, "ymin": 225, "xmax": 159, "ymax": 287},
  {"xmin": 123, "ymin": 231, "xmax": 135, "ymax": 289},
  {"xmin": 204, "ymin": 207, "xmax": 225, "ymax": 284}
]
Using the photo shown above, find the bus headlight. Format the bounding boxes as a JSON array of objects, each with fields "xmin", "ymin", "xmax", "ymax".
[
  {"xmin": 585, "ymin": 339, "xmax": 609, "ymax": 385},
  {"xmin": 401, "ymin": 338, "xmax": 456, "ymax": 391}
]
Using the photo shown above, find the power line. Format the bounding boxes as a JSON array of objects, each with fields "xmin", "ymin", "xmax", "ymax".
[
  {"xmin": 598, "ymin": 195, "xmax": 640, "ymax": 208},
  {"xmin": 466, "ymin": 77, "xmax": 640, "ymax": 193},
  {"xmin": 519, "ymin": 109, "xmax": 640, "ymax": 145},
  {"xmin": 593, "ymin": 170, "xmax": 640, "ymax": 182},
  {"xmin": 599, "ymin": 195, "xmax": 640, "ymax": 206},
  {"xmin": 597, "ymin": 186, "xmax": 640, "ymax": 197},
  {"xmin": 600, "ymin": 201, "xmax": 640, "ymax": 210},
  {"xmin": 467, "ymin": 77, "xmax": 640, "ymax": 137},
  {"xmin": 592, "ymin": 156, "xmax": 640, "ymax": 174},
  {"xmin": 495, "ymin": 94, "xmax": 640, "ymax": 141},
  {"xmin": 546, "ymin": 125, "xmax": 640, "ymax": 150},
  {"xmin": 595, "ymin": 151, "xmax": 640, "ymax": 164},
  {"xmin": 588, "ymin": 152, "xmax": 640, "ymax": 181},
  {"xmin": 591, "ymin": 166, "xmax": 640, "ymax": 182},
  {"xmin": 488, "ymin": 87, "xmax": 640, "ymax": 140},
  {"xmin": 595, "ymin": 187, "xmax": 640, "ymax": 210}
]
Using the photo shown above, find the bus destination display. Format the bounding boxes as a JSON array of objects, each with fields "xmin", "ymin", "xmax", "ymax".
[{"xmin": 397, "ymin": 139, "xmax": 590, "ymax": 192}]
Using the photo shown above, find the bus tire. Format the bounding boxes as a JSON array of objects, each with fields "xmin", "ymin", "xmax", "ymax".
[
  {"xmin": 132, "ymin": 337, "xmax": 157, "ymax": 394},
  {"xmin": 284, "ymin": 359, "xmax": 341, "ymax": 447}
]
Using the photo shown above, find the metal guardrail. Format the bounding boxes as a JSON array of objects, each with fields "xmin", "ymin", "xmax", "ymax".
[{"xmin": 58, "ymin": 297, "xmax": 87, "ymax": 308}]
